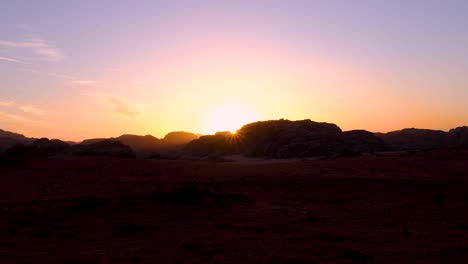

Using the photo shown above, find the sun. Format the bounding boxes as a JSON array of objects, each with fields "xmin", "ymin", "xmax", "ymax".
[{"xmin": 203, "ymin": 104, "xmax": 259, "ymax": 135}]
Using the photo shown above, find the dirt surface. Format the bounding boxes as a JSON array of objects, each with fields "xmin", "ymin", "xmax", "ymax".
[{"xmin": 1, "ymin": 154, "xmax": 468, "ymax": 263}]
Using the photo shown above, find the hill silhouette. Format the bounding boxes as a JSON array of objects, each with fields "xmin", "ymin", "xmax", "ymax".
[
  {"xmin": 0, "ymin": 129, "xmax": 35, "ymax": 151},
  {"xmin": 1, "ymin": 120, "xmax": 468, "ymax": 159},
  {"xmin": 79, "ymin": 131, "xmax": 199, "ymax": 153},
  {"xmin": 375, "ymin": 128, "xmax": 454, "ymax": 150},
  {"xmin": 449, "ymin": 126, "xmax": 468, "ymax": 146},
  {"xmin": 74, "ymin": 140, "xmax": 135, "ymax": 157},
  {"xmin": 186, "ymin": 120, "xmax": 468, "ymax": 158}
]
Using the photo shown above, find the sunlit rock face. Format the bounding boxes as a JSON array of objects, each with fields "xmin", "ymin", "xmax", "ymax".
[{"xmin": 375, "ymin": 128, "xmax": 454, "ymax": 151}]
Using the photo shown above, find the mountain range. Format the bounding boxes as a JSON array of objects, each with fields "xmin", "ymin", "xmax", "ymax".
[{"xmin": 1, "ymin": 120, "xmax": 467, "ymax": 158}]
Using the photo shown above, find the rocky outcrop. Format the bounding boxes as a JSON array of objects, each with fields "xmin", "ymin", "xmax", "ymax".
[
  {"xmin": 74, "ymin": 140, "xmax": 135, "ymax": 157},
  {"xmin": 0, "ymin": 129, "xmax": 34, "ymax": 151},
  {"xmin": 79, "ymin": 132, "xmax": 199, "ymax": 153},
  {"xmin": 339, "ymin": 130, "xmax": 385, "ymax": 155},
  {"xmin": 33, "ymin": 138, "xmax": 70, "ymax": 153},
  {"xmin": 80, "ymin": 138, "xmax": 107, "ymax": 145},
  {"xmin": 162, "ymin": 131, "xmax": 200, "ymax": 145},
  {"xmin": 185, "ymin": 132, "xmax": 239, "ymax": 156},
  {"xmin": 239, "ymin": 119, "xmax": 342, "ymax": 158},
  {"xmin": 449, "ymin": 126, "xmax": 468, "ymax": 147},
  {"xmin": 186, "ymin": 119, "xmax": 343, "ymax": 158},
  {"xmin": 376, "ymin": 128, "xmax": 454, "ymax": 150},
  {"xmin": 114, "ymin": 134, "xmax": 160, "ymax": 151}
]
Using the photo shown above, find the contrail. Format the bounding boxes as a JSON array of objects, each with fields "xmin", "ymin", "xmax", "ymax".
[{"xmin": 0, "ymin": 56, "xmax": 28, "ymax": 64}]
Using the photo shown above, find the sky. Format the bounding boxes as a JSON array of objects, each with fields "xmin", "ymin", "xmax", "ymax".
[{"xmin": 1, "ymin": 0, "xmax": 468, "ymax": 141}]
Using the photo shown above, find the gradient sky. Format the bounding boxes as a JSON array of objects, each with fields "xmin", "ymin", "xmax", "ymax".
[{"xmin": 1, "ymin": 0, "xmax": 468, "ymax": 141}]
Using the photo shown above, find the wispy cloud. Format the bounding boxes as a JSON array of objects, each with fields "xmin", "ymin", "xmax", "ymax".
[
  {"xmin": 0, "ymin": 99, "xmax": 45, "ymax": 116},
  {"xmin": 0, "ymin": 56, "xmax": 28, "ymax": 64},
  {"xmin": 0, "ymin": 111, "xmax": 28, "ymax": 122},
  {"xmin": 0, "ymin": 100, "xmax": 16, "ymax": 107},
  {"xmin": 19, "ymin": 104, "xmax": 45, "ymax": 116},
  {"xmin": 12, "ymin": 68, "xmax": 97, "ymax": 86},
  {"xmin": 0, "ymin": 99, "xmax": 52, "ymax": 128},
  {"xmin": 0, "ymin": 110, "xmax": 52, "ymax": 128},
  {"xmin": 109, "ymin": 95, "xmax": 142, "ymax": 117},
  {"xmin": 0, "ymin": 38, "xmax": 64, "ymax": 62}
]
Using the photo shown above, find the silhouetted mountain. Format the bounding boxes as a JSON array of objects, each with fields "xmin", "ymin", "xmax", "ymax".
[
  {"xmin": 241, "ymin": 119, "xmax": 342, "ymax": 158},
  {"xmin": 74, "ymin": 140, "xmax": 135, "ymax": 157},
  {"xmin": 80, "ymin": 138, "xmax": 107, "ymax": 145},
  {"xmin": 449, "ymin": 126, "xmax": 468, "ymax": 147},
  {"xmin": 186, "ymin": 119, "xmax": 343, "ymax": 158},
  {"xmin": 115, "ymin": 134, "xmax": 160, "ymax": 151},
  {"xmin": 0, "ymin": 129, "xmax": 35, "ymax": 151},
  {"xmin": 0, "ymin": 129, "xmax": 29, "ymax": 140},
  {"xmin": 79, "ymin": 132, "xmax": 199, "ymax": 153},
  {"xmin": 3, "ymin": 122, "xmax": 468, "ymax": 159},
  {"xmin": 339, "ymin": 130, "xmax": 385, "ymax": 155},
  {"xmin": 33, "ymin": 138, "xmax": 70, "ymax": 153},
  {"xmin": 375, "ymin": 128, "xmax": 454, "ymax": 150},
  {"xmin": 185, "ymin": 131, "xmax": 237, "ymax": 156},
  {"xmin": 162, "ymin": 131, "xmax": 200, "ymax": 145}
]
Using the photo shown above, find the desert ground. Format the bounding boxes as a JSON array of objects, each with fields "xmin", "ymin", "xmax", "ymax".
[{"xmin": 1, "ymin": 153, "xmax": 468, "ymax": 263}]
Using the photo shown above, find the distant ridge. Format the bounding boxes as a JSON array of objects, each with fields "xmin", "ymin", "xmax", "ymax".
[
  {"xmin": 1, "ymin": 120, "xmax": 468, "ymax": 158},
  {"xmin": 0, "ymin": 129, "xmax": 35, "ymax": 151},
  {"xmin": 186, "ymin": 120, "xmax": 468, "ymax": 158},
  {"xmin": 80, "ymin": 131, "xmax": 199, "ymax": 152}
]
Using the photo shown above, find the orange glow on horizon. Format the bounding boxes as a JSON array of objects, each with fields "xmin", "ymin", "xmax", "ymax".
[{"xmin": 202, "ymin": 102, "xmax": 260, "ymax": 135}]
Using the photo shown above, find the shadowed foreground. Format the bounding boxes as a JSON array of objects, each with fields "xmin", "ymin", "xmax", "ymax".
[{"xmin": 0, "ymin": 154, "xmax": 468, "ymax": 263}]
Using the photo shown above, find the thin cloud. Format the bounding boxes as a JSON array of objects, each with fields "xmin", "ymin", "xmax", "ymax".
[
  {"xmin": 0, "ymin": 56, "xmax": 28, "ymax": 64},
  {"xmin": 0, "ymin": 38, "xmax": 64, "ymax": 62},
  {"xmin": 109, "ymin": 95, "xmax": 141, "ymax": 117},
  {"xmin": 15, "ymin": 68, "xmax": 97, "ymax": 85},
  {"xmin": 19, "ymin": 105, "xmax": 45, "ymax": 116},
  {"xmin": 0, "ymin": 111, "xmax": 28, "ymax": 122},
  {"xmin": 0, "ymin": 100, "xmax": 16, "ymax": 107},
  {"xmin": 0, "ymin": 110, "xmax": 53, "ymax": 128},
  {"xmin": 0, "ymin": 99, "xmax": 46, "ymax": 116}
]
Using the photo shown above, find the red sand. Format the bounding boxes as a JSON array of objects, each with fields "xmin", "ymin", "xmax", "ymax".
[{"xmin": 0, "ymin": 154, "xmax": 467, "ymax": 263}]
